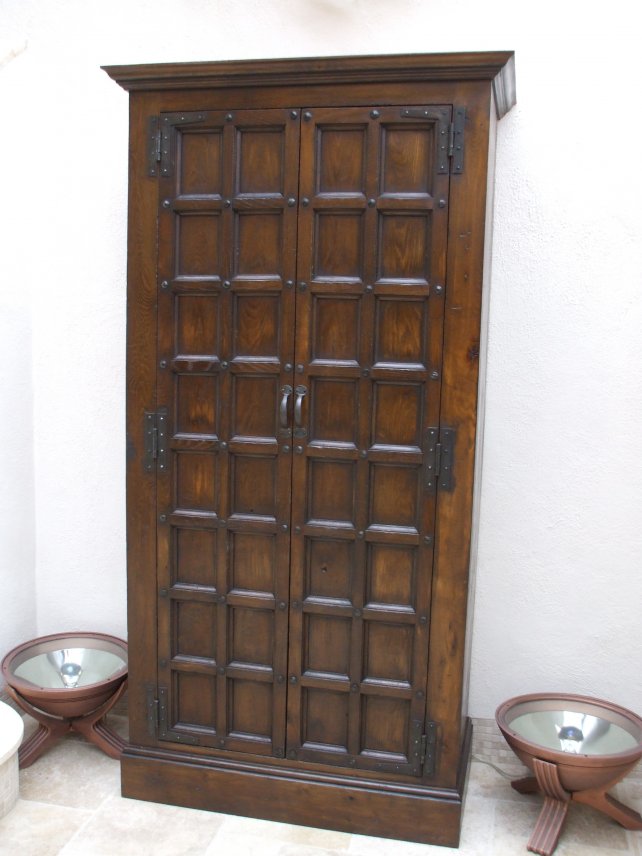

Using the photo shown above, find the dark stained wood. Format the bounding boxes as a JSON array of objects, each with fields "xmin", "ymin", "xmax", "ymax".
[
  {"xmin": 121, "ymin": 736, "xmax": 469, "ymax": 847},
  {"xmin": 109, "ymin": 51, "xmax": 515, "ymax": 846}
]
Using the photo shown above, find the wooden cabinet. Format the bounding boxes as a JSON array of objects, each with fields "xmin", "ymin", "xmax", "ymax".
[{"xmin": 105, "ymin": 52, "xmax": 516, "ymax": 848}]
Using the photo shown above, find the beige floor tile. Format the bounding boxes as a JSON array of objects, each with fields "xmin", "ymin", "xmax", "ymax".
[
  {"xmin": 0, "ymin": 798, "xmax": 92, "ymax": 856},
  {"xmin": 458, "ymin": 795, "xmax": 496, "ymax": 855},
  {"xmin": 204, "ymin": 828, "xmax": 286, "ymax": 856},
  {"xmin": 19, "ymin": 736, "xmax": 121, "ymax": 809},
  {"xmin": 216, "ymin": 813, "xmax": 351, "ymax": 850},
  {"xmin": 348, "ymin": 831, "xmax": 453, "ymax": 855},
  {"xmin": 59, "ymin": 793, "xmax": 225, "ymax": 856},
  {"xmin": 491, "ymin": 797, "xmax": 633, "ymax": 856},
  {"xmin": 466, "ymin": 758, "xmax": 528, "ymax": 803}
]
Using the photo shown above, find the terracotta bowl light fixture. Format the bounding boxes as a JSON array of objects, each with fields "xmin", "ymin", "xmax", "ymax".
[
  {"xmin": 1, "ymin": 632, "xmax": 128, "ymax": 768},
  {"xmin": 496, "ymin": 692, "xmax": 642, "ymax": 856}
]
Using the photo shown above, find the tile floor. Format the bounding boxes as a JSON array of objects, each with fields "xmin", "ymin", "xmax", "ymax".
[{"xmin": 1, "ymin": 707, "xmax": 641, "ymax": 856}]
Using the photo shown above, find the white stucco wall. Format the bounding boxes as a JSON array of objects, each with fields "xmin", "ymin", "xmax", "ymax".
[
  {"xmin": 1, "ymin": 0, "xmax": 640, "ymax": 717},
  {"xmin": 0, "ymin": 39, "xmax": 37, "ymax": 666}
]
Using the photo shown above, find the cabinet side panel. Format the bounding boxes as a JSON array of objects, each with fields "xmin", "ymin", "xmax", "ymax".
[
  {"xmin": 462, "ymin": 92, "xmax": 499, "ymax": 723},
  {"xmin": 126, "ymin": 91, "xmax": 162, "ymax": 744},
  {"xmin": 428, "ymin": 83, "xmax": 492, "ymax": 787}
]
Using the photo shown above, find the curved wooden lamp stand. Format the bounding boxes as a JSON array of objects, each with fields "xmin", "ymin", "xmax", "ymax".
[
  {"xmin": 511, "ymin": 757, "xmax": 642, "ymax": 856},
  {"xmin": 6, "ymin": 679, "xmax": 128, "ymax": 768},
  {"xmin": 497, "ymin": 693, "xmax": 642, "ymax": 856}
]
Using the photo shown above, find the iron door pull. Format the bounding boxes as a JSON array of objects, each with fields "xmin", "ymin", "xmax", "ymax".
[
  {"xmin": 280, "ymin": 385, "xmax": 293, "ymax": 429},
  {"xmin": 294, "ymin": 385, "xmax": 307, "ymax": 435}
]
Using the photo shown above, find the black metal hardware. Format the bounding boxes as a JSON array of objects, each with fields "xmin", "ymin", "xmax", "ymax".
[
  {"xmin": 400, "ymin": 106, "xmax": 463, "ymax": 174},
  {"xmin": 144, "ymin": 407, "xmax": 168, "ymax": 472},
  {"xmin": 146, "ymin": 684, "xmax": 158, "ymax": 737},
  {"xmin": 449, "ymin": 107, "xmax": 466, "ymax": 174},
  {"xmin": 294, "ymin": 385, "xmax": 307, "ymax": 436},
  {"xmin": 158, "ymin": 686, "xmax": 199, "ymax": 745},
  {"xmin": 148, "ymin": 116, "xmax": 161, "ymax": 177},
  {"xmin": 148, "ymin": 112, "xmax": 207, "ymax": 178},
  {"xmin": 421, "ymin": 721, "xmax": 439, "ymax": 775},
  {"xmin": 424, "ymin": 427, "xmax": 455, "ymax": 491},
  {"xmin": 280, "ymin": 385, "xmax": 292, "ymax": 430}
]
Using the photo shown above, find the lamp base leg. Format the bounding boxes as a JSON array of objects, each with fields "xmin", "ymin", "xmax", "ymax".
[
  {"xmin": 573, "ymin": 787, "xmax": 642, "ymax": 831},
  {"xmin": 5, "ymin": 681, "xmax": 128, "ymax": 767},
  {"xmin": 511, "ymin": 757, "xmax": 642, "ymax": 855}
]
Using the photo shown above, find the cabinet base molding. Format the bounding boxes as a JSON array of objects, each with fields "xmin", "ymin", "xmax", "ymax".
[{"xmin": 121, "ymin": 719, "xmax": 471, "ymax": 848}]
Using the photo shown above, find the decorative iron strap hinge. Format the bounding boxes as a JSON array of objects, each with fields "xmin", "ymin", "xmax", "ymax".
[
  {"xmin": 424, "ymin": 427, "xmax": 456, "ymax": 491},
  {"xmin": 143, "ymin": 407, "xmax": 168, "ymax": 472},
  {"xmin": 148, "ymin": 112, "xmax": 207, "ymax": 177},
  {"xmin": 146, "ymin": 685, "xmax": 199, "ymax": 745},
  {"xmin": 448, "ymin": 107, "xmax": 466, "ymax": 174},
  {"xmin": 145, "ymin": 683, "xmax": 159, "ymax": 737},
  {"xmin": 420, "ymin": 721, "xmax": 439, "ymax": 776},
  {"xmin": 399, "ymin": 106, "xmax": 465, "ymax": 173}
]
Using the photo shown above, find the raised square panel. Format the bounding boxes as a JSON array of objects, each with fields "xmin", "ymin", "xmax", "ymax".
[
  {"xmin": 232, "ymin": 375, "xmax": 278, "ymax": 439},
  {"xmin": 229, "ymin": 607, "xmax": 274, "ymax": 667},
  {"xmin": 317, "ymin": 126, "xmax": 366, "ymax": 194},
  {"xmin": 176, "ymin": 452, "xmax": 217, "ymax": 512},
  {"xmin": 174, "ymin": 528, "xmax": 217, "ymax": 587},
  {"xmin": 308, "ymin": 460, "xmax": 355, "ymax": 525},
  {"xmin": 312, "ymin": 297, "xmax": 360, "ymax": 362},
  {"xmin": 233, "ymin": 293, "xmax": 280, "ymax": 358},
  {"xmin": 378, "ymin": 214, "xmax": 430, "ymax": 282},
  {"xmin": 174, "ymin": 601, "xmax": 217, "ymax": 659},
  {"xmin": 306, "ymin": 538, "xmax": 354, "ymax": 601},
  {"xmin": 231, "ymin": 455, "xmax": 276, "ymax": 518},
  {"xmin": 237, "ymin": 128, "xmax": 284, "ymax": 195},
  {"xmin": 314, "ymin": 212, "xmax": 364, "ymax": 279},
  {"xmin": 177, "ymin": 214, "xmax": 222, "ymax": 277},
  {"xmin": 369, "ymin": 464, "xmax": 419, "ymax": 528},
  {"xmin": 374, "ymin": 298, "xmax": 426, "ymax": 365},
  {"xmin": 231, "ymin": 532, "xmax": 276, "ymax": 594},
  {"xmin": 381, "ymin": 126, "xmax": 434, "ymax": 195},
  {"xmin": 366, "ymin": 544, "xmax": 417, "ymax": 609},
  {"xmin": 361, "ymin": 695, "xmax": 409, "ymax": 756},
  {"xmin": 176, "ymin": 375, "xmax": 218, "ymax": 436},
  {"xmin": 372, "ymin": 382, "xmax": 422, "ymax": 447},
  {"xmin": 235, "ymin": 212, "xmax": 282, "ymax": 277},
  {"xmin": 310, "ymin": 380, "xmax": 358, "ymax": 446},
  {"xmin": 228, "ymin": 680, "xmax": 272, "ymax": 738},
  {"xmin": 364, "ymin": 622, "xmax": 413, "ymax": 683},
  {"xmin": 302, "ymin": 687, "xmax": 349, "ymax": 749},
  {"xmin": 176, "ymin": 673, "xmax": 216, "ymax": 729},
  {"xmin": 179, "ymin": 130, "xmax": 223, "ymax": 196},
  {"xmin": 304, "ymin": 614, "xmax": 351, "ymax": 675},
  {"xmin": 176, "ymin": 294, "xmax": 219, "ymax": 356}
]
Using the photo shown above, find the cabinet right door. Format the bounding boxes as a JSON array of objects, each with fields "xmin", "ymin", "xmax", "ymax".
[{"xmin": 286, "ymin": 105, "xmax": 452, "ymax": 776}]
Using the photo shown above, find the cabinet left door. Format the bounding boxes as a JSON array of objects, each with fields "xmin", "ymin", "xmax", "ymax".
[{"xmin": 151, "ymin": 108, "xmax": 300, "ymax": 757}]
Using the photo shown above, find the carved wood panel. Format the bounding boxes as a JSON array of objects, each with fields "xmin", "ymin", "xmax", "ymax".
[{"xmin": 153, "ymin": 104, "xmax": 450, "ymax": 773}]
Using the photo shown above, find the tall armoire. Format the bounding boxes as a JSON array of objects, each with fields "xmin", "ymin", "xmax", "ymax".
[{"xmin": 105, "ymin": 52, "xmax": 516, "ymax": 848}]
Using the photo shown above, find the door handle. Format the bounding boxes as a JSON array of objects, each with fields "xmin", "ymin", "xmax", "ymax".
[
  {"xmin": 280, "ymin": 385, "xmax": 293, "ymax": 429},
  {"xmin": 294, "ymin": 385, "xmax": 307, "ymax": 436}
]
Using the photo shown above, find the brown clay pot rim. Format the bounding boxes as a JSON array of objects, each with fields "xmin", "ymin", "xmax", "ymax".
[
  {"xmin": 496, "ymin": 692, "xmax": 642, "ymax": 767},
  {"xmin": 1, "ymin": 632, "xmax": 128, "ymax": 699}
]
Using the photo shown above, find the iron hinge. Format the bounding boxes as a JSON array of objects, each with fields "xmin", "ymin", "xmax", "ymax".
[
  {"xmin": 447, "ymin": 107, "xmax": 466, "ymax": 174},
  {"xmin": 148, "ymin": 116, "xmax": 162, "ymax": 177},
  {"xmin": 145, "ymin": 684, "xmax": 159, "ymax": 737},
  {"xmin": 143, "ymin": 407, "xmax": 168, "ymax": 473},
  {"xmin": 424, "ymin": 427, "xmax": 456, "ymax": 491},
  {"xmin": 147, "ymin": 112, "xmax": 207, "ymax": 178},
  {"xmin": 421, "ymin": 721, "xmax": 439, "ymax": 775},
  {"xmin": 400, "ymin": 106, "xmax": 464, "ymax": 173},
  {"xmin": 158, "ymin": 685, "xmax": 200, "ymax": 745}
]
